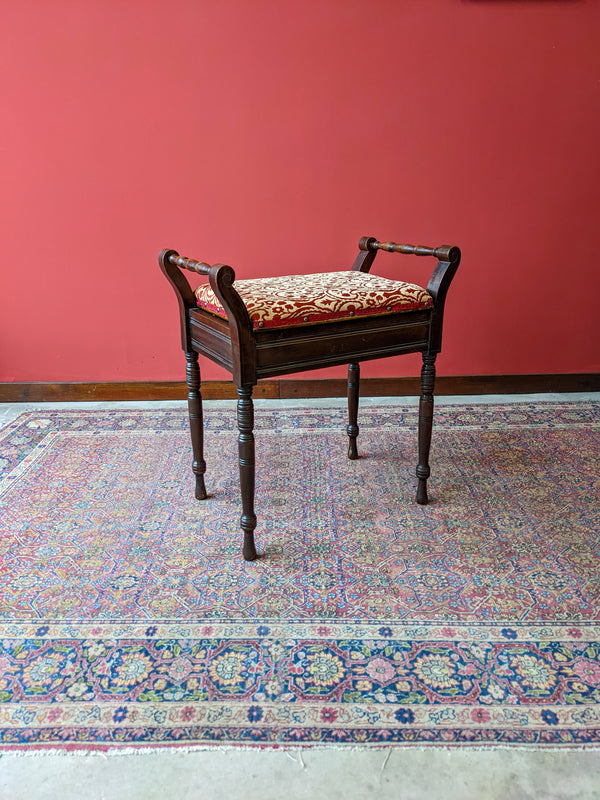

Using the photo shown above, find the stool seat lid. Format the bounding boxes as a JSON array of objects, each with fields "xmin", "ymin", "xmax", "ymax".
[{"xmin": 195, "ymin": 270, "xmax": 432, "ymax": 329}]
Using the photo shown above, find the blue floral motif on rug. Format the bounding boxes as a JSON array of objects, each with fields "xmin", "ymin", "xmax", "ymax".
[{"xmin": 0, "ymin": 402, "xmax": 599, "ymax": 750}]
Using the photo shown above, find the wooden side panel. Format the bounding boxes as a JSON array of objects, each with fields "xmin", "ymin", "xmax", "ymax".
[
  {"xmin": 254, "ymin": 313, "xmax": 431, "ymax": 378},
  {"xmin": 189, "ymin": 310, "xmax": 234, "ymax": 372}
]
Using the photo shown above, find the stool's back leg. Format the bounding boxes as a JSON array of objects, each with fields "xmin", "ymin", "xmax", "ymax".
[
  {"xmin": 416, "ymin": 353, "xmax": 437, "ymax": 505},
  {"xmin": 347, "ymin": 362, "xmax": 360, "ymax": 460},
  {"xmin": 237, "ymin": 385, "xmax": 258, "ymax": 561},
  {"xmin": 185, "ymin": 351, "xmax": 207, "ymax": 500}
]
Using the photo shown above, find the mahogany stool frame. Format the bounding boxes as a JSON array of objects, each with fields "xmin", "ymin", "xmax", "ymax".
[{"xmin": 159, "ymin": 236, "xmax": 461, "ymax": 561}]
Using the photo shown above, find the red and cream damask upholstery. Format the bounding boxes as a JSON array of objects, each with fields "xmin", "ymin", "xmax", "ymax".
[{"xmin": 195, "ymin": 271, "xmax": 432, "ymax": 330}]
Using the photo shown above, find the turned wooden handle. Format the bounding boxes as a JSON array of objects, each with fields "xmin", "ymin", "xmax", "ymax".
[
  {"xmin": 168, "ymin": 252, "xmax": 212, "ymax": 276},
  {"xmin": 359, "ymin": 237, "xmax": 459, "ymax": 262}
]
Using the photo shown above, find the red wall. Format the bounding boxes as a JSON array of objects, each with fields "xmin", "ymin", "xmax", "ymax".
[{"xmin": 2, "ymin": 0, "xmax": 599, "ymax": 383}]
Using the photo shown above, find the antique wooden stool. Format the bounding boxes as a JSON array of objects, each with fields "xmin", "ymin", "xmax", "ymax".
[{"xmin": 159, "ymin": 236, "xmax": 460, "ymax": 561}]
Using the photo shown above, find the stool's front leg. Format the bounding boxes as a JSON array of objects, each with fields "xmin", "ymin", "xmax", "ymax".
[
  {"xmin": 185, "ymin": 351, "xmax": 207, "ymax": 500},
  {"xmin": 237, "ymin": 385, "xmax": 258, "ymax": 561},
  {"xmin": 416, "ymin": 353, "xmax": 437, "ymax": 505},
  {"xmin": 347, "ymin": 362, "xmax": 360, "ymax": 460}
]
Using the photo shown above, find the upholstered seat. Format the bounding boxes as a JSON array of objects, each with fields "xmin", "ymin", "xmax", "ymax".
[
  {"xmin": 160, "ymin": 235, "xmax": 460, "ymax": 561},
  {"xmin": 195, "ymin": 271, "xmax": 433, "ymax": 329}
]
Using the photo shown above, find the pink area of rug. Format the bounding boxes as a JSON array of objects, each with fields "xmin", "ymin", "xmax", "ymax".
[{"xmin": 0, "ymin": 402, "xmax": 599, "ymax": 749}]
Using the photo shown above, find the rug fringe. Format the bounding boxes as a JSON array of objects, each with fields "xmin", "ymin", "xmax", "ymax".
[{"xmin": 2, "ymin": 742, "xmax": 600, "ymax": 757}]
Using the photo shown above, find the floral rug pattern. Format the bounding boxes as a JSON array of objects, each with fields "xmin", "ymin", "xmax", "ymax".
[{"xmin": 0, "ymin": 402, "xmax": 599, "ymax": 749}]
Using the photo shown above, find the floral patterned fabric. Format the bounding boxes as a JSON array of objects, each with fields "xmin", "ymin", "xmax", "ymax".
[{"xmin": 194, "ymin": 271, "xmax": 432, "ymax": 329}]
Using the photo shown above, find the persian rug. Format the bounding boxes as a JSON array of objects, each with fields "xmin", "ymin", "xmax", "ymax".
[{"xmin": 0, "ymin": 401, "xmax": 599, "ymax": 751}]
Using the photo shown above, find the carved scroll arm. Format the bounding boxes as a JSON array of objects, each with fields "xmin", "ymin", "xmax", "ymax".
[
  {"xmin": 350, "ymin": 236, "xmax": 461, "ymax": 352},
  {"xmin": 352, "ymin": 236, "xmax": 460, "ymax": 301},
  {"xmin": 159, "ymin": 249, "xmax": 255, "ymax": 384}
]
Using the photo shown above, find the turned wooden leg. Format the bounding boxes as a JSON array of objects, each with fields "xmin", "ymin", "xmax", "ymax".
[
  {"xmin": 237, "ymin": 385, "xmax": 258, "ymax": 561},
  {"xmin": 416, "ymin": 353, "xmax": 437, "ymax": 505},
  {"xmin": 347, "ymin": 362, "xmax": 360, "ymax": 460},
  {"xmin": 185, "ymin": 351, "xmax": 207, "ymax": 500}
]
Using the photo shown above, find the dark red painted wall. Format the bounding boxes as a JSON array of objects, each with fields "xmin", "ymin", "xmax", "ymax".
[{"xmin": 2, "ymin": 0, "xmax": 599, "ymax": 382}]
